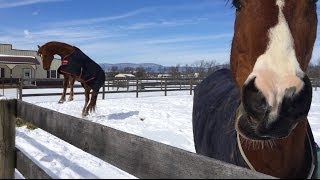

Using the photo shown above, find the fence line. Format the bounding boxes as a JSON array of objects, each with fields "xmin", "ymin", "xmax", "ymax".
[
  {"xmin": 15, "ymin": 77, "xmax": 202, "ymax": 100},
  {"xmin": 1, "ymin": 77, "xmax": 319, "ymax": 98},
  {"xmin": 0, "ymin": 99, "xmax": 274, "ymax": 179}
]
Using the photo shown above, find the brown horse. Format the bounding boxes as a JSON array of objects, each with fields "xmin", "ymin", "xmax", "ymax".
[
  {"xmin": 37, "ymin": 41, "xmax": 105, "ymax": 116},
  {"xmin": 58, "ymin": 73, "xmax": 76, "ymax": 104},
  {"xmin": 193, "ymin": 0, "xmax": 318, "ymax": 178}
]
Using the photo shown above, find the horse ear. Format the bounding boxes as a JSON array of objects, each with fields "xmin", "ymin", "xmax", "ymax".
[{"xmin": 37, "ymin": 45, "xmax": 41, "ymax": 49}]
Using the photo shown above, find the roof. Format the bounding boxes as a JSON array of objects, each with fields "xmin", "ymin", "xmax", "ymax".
[
  {"xmin": 0, "ymin": 55, "xmax": 40, "ymax": 65},
  {"xmin": 115, "ymin": 73, "xmax": 135, "ymax": 78}
]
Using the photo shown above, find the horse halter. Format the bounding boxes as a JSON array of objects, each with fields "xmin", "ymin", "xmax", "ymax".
[
  {"xmin": 62, "ymin": 48, "xmax": 76, "ymax": 65},
  {"xmin": 236, "ymin": 132, "xmax": 315, "ymax": 178}
]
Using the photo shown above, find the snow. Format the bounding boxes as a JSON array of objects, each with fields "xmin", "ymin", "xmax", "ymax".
[{"xmin": 0, "ymin": 87, "xmax": 319, "ymax": 179}]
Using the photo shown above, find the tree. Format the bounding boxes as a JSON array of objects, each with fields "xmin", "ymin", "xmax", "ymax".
[
  {"xmin": 111, "ymin": 66, "xmax": 118, "ymax": 73},
  {"xmin": 168, "ymin": 64, "xmax": 181, "ymax": 78},
  {"xmin": 192, "ymin": 60, "xmax": 207, "ymax": 78},
  {"xmin": 135, "ymin": 67, "xmax": 146, "ymax": 78},
  {"xmin": 184, "ymin": 64, "xmax": 195, "ymax": 77},
  {"xmin": 124, "ymin": 67, "xmax": 134, "ymax": 74}
]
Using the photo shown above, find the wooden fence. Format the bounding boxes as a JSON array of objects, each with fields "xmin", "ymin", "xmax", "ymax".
[
  {"xmin": 1, "ymin": 77, "xmax": 320, "ymax": 99},
  {"xmin": 310, "ymin": 78, "xmax": 320, "ymax": 91},
  {"xmin": 15, "ymin": 77, "xmax": 202, "ymax": 100},
  {"xmin": 0, "ymin": 100, "xmax": 274, "ymax": 179}
]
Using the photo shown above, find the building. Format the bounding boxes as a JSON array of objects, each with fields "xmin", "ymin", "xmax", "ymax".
[
  {"xmin": 115, "ymin": 73, "xmax": 135, "ymax": 78},
  {"xmin": 157, "ymin": 74, "xmax": 171, "ymax": 78},
  {"xmin": 0, "ymin": 43, "xmax": 62, "ymax": 81}
]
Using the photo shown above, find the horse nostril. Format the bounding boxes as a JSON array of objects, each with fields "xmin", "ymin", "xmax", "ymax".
[
  {"xmin": 242, "ymin": 77, "xmax": 269, "ymax": 121},
  {"xmin": 280, "ymin": 75, "xmax": 313, "ymax": 118}
]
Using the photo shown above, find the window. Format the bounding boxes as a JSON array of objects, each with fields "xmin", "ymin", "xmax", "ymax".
[
  {"xmin": 0, "ymin": 68, "xmax": 4, "ymax": 78},
  {"xmin": 50, "ymin": 70, "xmax": 57, "ymax": 78},
  {"xmin": 23, "ymin": 68, "xmax": 31, "ymax": 79},
  {"xmin": 47, "ymin": 70, "xmax": 58, "ymax": 78}
]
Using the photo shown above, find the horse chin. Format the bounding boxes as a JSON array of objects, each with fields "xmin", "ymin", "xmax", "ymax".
[
  {"xmin": 43, "ymin": 66, "xmax": 50, "ymax": 71},
  {"xmin": 236, "ymin": 114, "xmax": 299, "ymax": 141}
]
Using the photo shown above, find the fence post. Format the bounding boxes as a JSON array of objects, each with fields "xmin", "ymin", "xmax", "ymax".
[
  {"xmin": 2, "ymin": 78, "xmax": 4, "ymax": 96},
  {"xmin": 165, "ymin": 79, "xmax": 167, "ymax": 96},
  {"xmin": 117, "ymin": 80, "xmax": 119, "ymax": 91},
  {"xmin": 107, "ymin": 80, "xmax": 110, "ymax": 91},
  {"xmin": 190, "ymin": 78, "xmax": 193, "ymax": 95},
  {"xmin": 127, "ymin": 79, "xmax": 129, "ymax": 92},
  {"xmin": 136, "ymin": 79, "xmax": 139, "ymax": 98},
  {"xmin": 0, "ymin": 99, "xmax": 16, "ymax": 179},
  {"xmin": 19, "ymin": 79, "xmax": 23, "ymax": 100},
  {"xmin": 102, "ymin": 83, "xmax": 105, "ymax": 100}
]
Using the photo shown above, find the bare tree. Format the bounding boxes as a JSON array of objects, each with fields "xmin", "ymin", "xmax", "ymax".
[
  {"xmin": 123, "ymin": 67, "xmax": 134, "ymax": 74},
  {"xmin": 192, "ymin": 60, "xmax": 207, "ymax": 78},
  {"xmin": 168, "ymin": 64, "xmax": 181, "ymax": 78},
  {"xmin": 135, "ymin": 67, "xmax": 146, "ymax": 78}
]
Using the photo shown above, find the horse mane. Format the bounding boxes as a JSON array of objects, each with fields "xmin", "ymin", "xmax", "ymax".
[{"xmin": 41, "ymin": 41, "xmax": 73, "ymax": 49}]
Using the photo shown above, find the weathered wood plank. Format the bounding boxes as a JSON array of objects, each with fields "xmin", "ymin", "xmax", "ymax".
[
  {"xmin": 17, "ymin": 100, "xmax": 274, "ymax": 179},
  {"xmin": 0, "ymin": 99, "xmax": 16, "ymax": 179},
  {"xmin": 16, "ymin": 149, "xmax": 52, "ymax": 179}
]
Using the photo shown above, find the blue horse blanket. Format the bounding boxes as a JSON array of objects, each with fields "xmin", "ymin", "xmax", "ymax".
[
  {"xmin": 192, "ymin": 68, "xmax": 318, "ymax": 178},
  {"xmin": 58, "ymin": 47, "xmax": 105, "ymax": 93}
]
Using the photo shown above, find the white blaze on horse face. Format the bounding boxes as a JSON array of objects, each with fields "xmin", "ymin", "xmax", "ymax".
[{"xmin": 245, "ymin": 0, "xmax": 304, "ymax": 123}]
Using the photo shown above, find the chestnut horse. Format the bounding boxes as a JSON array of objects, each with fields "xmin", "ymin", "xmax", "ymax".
[
  {"xmin": 37, "ymin": 41, "xmax": 105, "ymax": 116},
  {"xmin": 193, "ymin": 0, "xmax": 318, "ymax": 178},
  {"xmin": 57, "ymin": 73, "xmax": 76, "ymax": 103}
]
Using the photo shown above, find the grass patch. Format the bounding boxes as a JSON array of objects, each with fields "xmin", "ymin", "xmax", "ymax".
[{"xmin": 16, "ymin": 118, "xmax": 38, "ymax": 130}]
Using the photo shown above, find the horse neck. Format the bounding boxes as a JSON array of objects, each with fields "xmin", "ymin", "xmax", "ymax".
[
  {"xmin": 46, "ymin": 42, "xmax": 75, "ymax": 58},
  {"xmin": 240, "ymin": 120, "xmax": 309, "ymax": 178}
]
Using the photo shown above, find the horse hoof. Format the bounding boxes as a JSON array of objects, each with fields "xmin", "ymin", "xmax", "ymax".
[
  {"xmin": 58, "ymin": 100, "xmax": 65, "ymax": 104},
  {"xmin": 68, "ymin": 97, "xmax": 74, "ymax": 101}
]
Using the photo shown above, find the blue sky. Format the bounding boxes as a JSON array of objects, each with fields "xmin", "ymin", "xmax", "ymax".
[{"xmin": 1, "ymin": 0, "xmax": 320, "ymax": 66}]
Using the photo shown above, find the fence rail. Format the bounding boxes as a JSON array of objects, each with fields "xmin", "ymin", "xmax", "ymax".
[
  {"xmin": 310, "ymin": 78, "xmax": 320, "ymax": 90},
  {"xmin": 1, "ymin": 77, "xmax": 320, "ymax": 99},
  {"xmin": 14, "ymin": 77, "xmax": 202, "ymax": 99},
  {"xmin": 0, "ymin": 99, "xmax": 274, "ymax": 179}
]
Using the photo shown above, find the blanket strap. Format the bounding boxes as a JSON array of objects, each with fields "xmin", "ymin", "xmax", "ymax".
[{"xmin": 237, "ymin": 132, "xmax": 315, "ymax": 178}]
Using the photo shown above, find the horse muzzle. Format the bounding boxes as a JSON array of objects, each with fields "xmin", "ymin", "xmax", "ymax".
[
  {"xmin": 236, "ymin": 75, "xmax": 313, "ymax": 140},
  {"xmin": 43, "ymin": 65, "xmax": 50, "ymax": 71}
]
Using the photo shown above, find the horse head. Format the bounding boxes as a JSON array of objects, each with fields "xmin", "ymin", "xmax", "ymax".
[
  {"xmin": 231, "ymin": 0, "xmax": 317, "ymax": 140},
  {"xmin": 37, "ymin": 44, "xmax": 54, "ymax": 71}
]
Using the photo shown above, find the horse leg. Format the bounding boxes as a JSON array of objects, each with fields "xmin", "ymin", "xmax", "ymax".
[
  {"xmin": 59, "ymin": 76, "xmax": 69, "ymax": 103},
  {"xmin": 85, "ymin": 91, "xmax": 98, "ymax": 114},
  {"xmin": 68, "ymin": 76, "xmax": 75, "ymax": 101},
  {"xmin": 82, "ymin": 85, "xmax": 90, "ymax": 116}
]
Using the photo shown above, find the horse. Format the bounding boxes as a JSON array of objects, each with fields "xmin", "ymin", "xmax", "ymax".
[
  {"xmin": 57, "ymin": 71, "xmax": 76, "ymax": 104},
  {"xmin": 192, "ymin": 0, "xmax": 318, "ymax": 178},
  {"xmin": 37, "ymin": 41, "xmax": 106, "ymax": 116}
]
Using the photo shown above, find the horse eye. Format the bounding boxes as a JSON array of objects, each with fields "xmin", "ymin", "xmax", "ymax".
[{"xmin": 232, "ymin": 0, "xmax": 242, "ymax": 11}]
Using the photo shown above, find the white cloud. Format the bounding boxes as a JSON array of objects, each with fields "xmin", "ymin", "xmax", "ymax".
[
  {"xmin": 143, "ymin": 34, "xmax": 233, "ymax": 45},
  {"xmin": 52, "ymin": 7, "xmax": 155, "ymax": 27},
  {"xmin": 122, "ymin": 19, "xmax": 202, "ymax": 30},
  {"xmin": 23, "ymin": 29, "xmax": 31, "ymax": 38},
  {"xmin": 32, "ymin": 11, "xmax": 39, "ymax": 16},
  {"xmin": 0, "ymin": 0, "xmax": 65, "ymax": 9}
]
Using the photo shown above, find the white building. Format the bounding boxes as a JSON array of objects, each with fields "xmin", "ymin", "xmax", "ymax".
[{"xmin": 0, "ymin": 43, "xmax": 62, "ymax": 80}]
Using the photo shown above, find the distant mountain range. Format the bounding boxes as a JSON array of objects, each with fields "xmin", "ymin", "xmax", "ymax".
[
  {"xmin": 100, "ymin": 63, "xmax": 165, "ymax": 72},
  {"xmin": 99, "ymin": 62, "xmax": 230, "ymax": 73}
]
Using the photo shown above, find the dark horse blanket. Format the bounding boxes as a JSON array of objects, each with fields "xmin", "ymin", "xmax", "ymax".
[
  {"xmin": 192, "ymin": 68, "xmax": 318, "ymax": 178},
  {"xmin": 58, "ymin": 47, "xmax": 105, "ymax": 93}
]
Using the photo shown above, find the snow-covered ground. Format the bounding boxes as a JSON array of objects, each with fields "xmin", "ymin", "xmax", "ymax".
[{"xmin": 0, "ymin": 87, "xmax": 319, "ymax": 179}]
